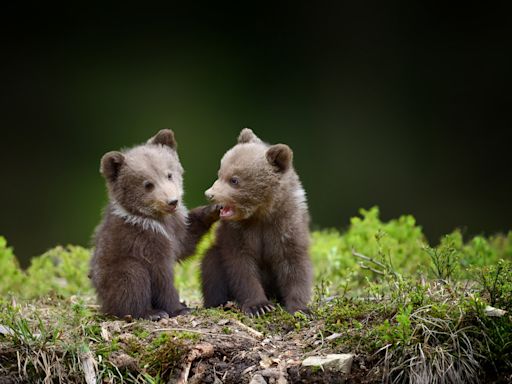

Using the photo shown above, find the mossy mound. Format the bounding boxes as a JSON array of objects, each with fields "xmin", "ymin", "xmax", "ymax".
[{"xmin": 1, "ymin": 207, "xmax": 511, "ymax": 383}]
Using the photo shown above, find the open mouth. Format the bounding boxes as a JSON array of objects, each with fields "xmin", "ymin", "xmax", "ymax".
[{"xmin": 220, "ymin": 205, "xmax": 235, "ymax": 219}]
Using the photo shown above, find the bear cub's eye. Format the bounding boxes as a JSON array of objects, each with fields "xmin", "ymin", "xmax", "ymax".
[
  {"xmin": 167, "ymin": 173, "xmax": 173, "ymax": 180},
  {"xmin": 229, "ymin": 176, "xmax": 239, "ymax": 186},
  {"xmin": 143, "ymin": 181, "xmax": 154, "ymax": 191}
]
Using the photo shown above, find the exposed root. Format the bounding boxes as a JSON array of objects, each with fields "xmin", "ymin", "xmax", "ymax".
[{"xmin": 177, "ymin": 343, "xmax": 215, "ymax": 384}]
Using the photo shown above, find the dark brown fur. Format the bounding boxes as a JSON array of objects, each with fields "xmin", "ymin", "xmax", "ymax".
[
  {"xmin": 90, "ymin": 130, "xmax": 218, "ymax": 320},
  {"xmin": 201, "ymin": 128, "xmax": 313, "ymax": 315}
]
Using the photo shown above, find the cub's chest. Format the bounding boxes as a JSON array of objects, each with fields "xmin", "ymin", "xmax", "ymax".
[
  {"xmin": 239, "ymin": 224, "xmax": 289, "ymax": 261},
  {"xmin": 126, "ymin": 232, "xmax": 172, "ymax": 264}
]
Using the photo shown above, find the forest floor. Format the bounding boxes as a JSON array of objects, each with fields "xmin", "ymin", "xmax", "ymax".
[
  {"xmin": 1, "ymin": 208, "xmax": 511, "ymax": 383},
  {"xmin": 1, "ymin": 296, "xmax": 373, "ymax": 383},
  {"xmin": 1, "ymin": 280, "xmax": 510, "ymax": 383}
]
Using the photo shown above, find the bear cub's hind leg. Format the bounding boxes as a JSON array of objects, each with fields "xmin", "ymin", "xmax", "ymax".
[{"xmin": 201, "ymin": 246, "xmax": 230, "ymax": 308}]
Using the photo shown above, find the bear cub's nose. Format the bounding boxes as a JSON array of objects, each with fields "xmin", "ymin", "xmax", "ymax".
[
  {"xmin": 205, "ymin": 192, "xmax": 214, "ymax": 201},
  {"xmin": 167, "ymin": 199, "xmax": 178, "ymax": 207}
]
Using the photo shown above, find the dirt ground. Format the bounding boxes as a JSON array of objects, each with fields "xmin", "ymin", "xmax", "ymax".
[{"xmin": 109, "ymin": 308, "xmax": 378, "ymax": 384}]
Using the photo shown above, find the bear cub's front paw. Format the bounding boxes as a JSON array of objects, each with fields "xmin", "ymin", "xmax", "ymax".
[
  {"xmin": 206, "ymin": 204, "xmax": 221, "ymax": 222},
  {"xmin": 242, "ymin": 301, "xmax": 276, "ymax": 317},
  {"xmin": 170, "ymin": 306, "xmax": 192, "ymax": 317}
]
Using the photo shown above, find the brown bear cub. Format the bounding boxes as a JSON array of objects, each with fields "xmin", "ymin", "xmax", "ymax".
[
  {"xmin": 90, "ymin": 130, "xmax": 219, "ymax": 320},
  {"xmin": 201, "ymin": 128, "xmax": 313, "ymax": 316}
]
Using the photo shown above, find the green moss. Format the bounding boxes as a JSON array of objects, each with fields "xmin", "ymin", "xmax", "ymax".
[
  {"xmin": 174, "ymin": 331, "xmax": 201, "ymax": 342},
  {"xmin": 141, "ymin": 333, "xmax": 186, "ymax": 378},
  {"xmin": 151, "ymin": 332, "xmax": 171, "ymax": 348},
  {"xmin": 96, "ymin": 336, "xmax": 121, "ymax": 357},
  {"xmin": 132, "ymin": 326, "xmax": 150, "ymax": 340}
]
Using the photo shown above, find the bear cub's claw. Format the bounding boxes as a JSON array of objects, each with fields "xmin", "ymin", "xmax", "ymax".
[
  {"xmin": 171, "ymin": 306, "xmax": 192, "ymax": 317},
  {"xmin": 243, "ymin": 302, "xmax": 276, "ymax": 317}
]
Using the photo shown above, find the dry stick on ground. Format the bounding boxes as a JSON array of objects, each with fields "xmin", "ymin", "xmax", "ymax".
[
  {"xmin": 80, "ymin": 350, "xmax": 98, "ymax": 384},
  {"xmin": 230, "ymin": 319, "xmax": 264, "ymax": 340},
  {"xmin": 176, "ymin": 343, "xmax": 215, "ymax": 384}
]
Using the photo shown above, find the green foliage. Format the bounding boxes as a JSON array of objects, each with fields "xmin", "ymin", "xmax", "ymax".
[
  {"xmin": 0, "ymin": 237, "xmax": 24, "ymax": 294},
  {"xmin": 174, "ymin": 225, "xmax": 215, "ymax": 303},
  {"xmin": 311, "ymin": 207, "xmax": 430, "ymax": 292},
  {"xmin": 425, "ymin": 232, "xmax": 461, "ymax": 281},
  {"xmin": 311, "ymin": 207, "xmax": 512, "ymax": 292},
  {"xmin": 0, "ymin": 241, "xmax": 92, "ymax": 299},
  {"xmin": 24, "ymin": 245, "xmax": 92, "ymax": 298},
  {"xmin": 476, "ymin": 259, "xmax": 512, "ymax": 311},
  {"xmin": 311, "ymin": 276, "xmax": 511, "ymax": 383}
]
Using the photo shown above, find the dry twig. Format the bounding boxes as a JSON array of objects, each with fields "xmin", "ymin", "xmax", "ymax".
[{"xmin": 177, "ymin": 343, "xmax": 215, "ymax": 384}]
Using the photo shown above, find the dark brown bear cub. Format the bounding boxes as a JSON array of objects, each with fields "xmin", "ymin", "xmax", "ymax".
[
  {"xmin": 201, "ymin": 128, "xmax": 313, "ymax": 316},
  {"xmin": 90, "ymin": 129, "xmax": 219, "ymax": 320}
]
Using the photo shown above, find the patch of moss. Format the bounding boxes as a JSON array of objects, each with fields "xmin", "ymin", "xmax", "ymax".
[
  {"xmin": 96, "ymin": 336, "xmax": 121, "ymax": 357},
  {"xmin": 141, "ymin": 333, "xmax": 186, "ymax": 378},
  {"xmin": 132, "ymin": 325, "xmax": 150, "ymax": 340}
]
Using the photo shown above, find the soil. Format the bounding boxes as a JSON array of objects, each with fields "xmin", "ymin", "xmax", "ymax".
[{"xmin": 111, "ymin": 309, "xmax": 379, "ymax": 384}]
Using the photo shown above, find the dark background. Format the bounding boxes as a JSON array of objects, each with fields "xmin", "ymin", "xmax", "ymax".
[{"xmin": 1, "ymin": 4, "xmax": 511, "ymax": 266}]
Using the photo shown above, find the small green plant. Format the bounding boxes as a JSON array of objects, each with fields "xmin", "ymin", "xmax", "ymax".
[
  {"xmin": 425, "ymin": 233, "xmax": 461, "ymax": 281},
  {"xmin": 395, "ymin": 304, "xmax": 413, "ymax": 345},
  {"xmin": 476, "ymin": 259, "xmax": 512, "ymax": 311}
]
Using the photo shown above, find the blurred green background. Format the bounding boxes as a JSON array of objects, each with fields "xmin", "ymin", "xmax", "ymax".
[{"xmin": 1, "ymin": 4, "xmax": 511, "ymax": 266}]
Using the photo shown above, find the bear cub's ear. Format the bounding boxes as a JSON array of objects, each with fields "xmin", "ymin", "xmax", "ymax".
[
  {"xmin": 238, "ymin": 128, "xmax": 262, "ymax": 144},
  {"xmin": 148, "ymin": 129, "xmax": 177, "ymax": 150},
  {"xmin": 266, "ymin": 144, "xmax": 293, "ymax": 172},
  {"xmin": 100, "ymin": 151, "xmax": 125, "ymax": 182}
]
